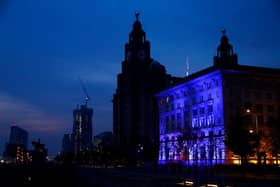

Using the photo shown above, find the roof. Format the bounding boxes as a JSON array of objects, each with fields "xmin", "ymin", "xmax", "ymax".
[{"xmin": 156, "ymin": 64, "xmax": 280, "ymax": 96}]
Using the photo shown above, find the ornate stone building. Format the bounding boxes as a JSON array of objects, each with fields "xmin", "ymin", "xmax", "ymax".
[{"xmin": 156, "ymin": 32, "xmax": 280, "ymax": 165}]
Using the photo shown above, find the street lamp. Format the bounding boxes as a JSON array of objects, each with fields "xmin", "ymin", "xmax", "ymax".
[
  {"xmin": 245, "ymin": 108, "xmax": 259, "ymax": 164},
  {"xmin": 246, "ymin": 109, "xmax": 258, "ymax": 134}
]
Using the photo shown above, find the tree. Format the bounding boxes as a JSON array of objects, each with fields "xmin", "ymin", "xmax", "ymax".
[
  {"xmin": 270, "ymin": 117, "xmax": 280, "ymax": 165},
  {"xmin": 225, "ymin": 112, "xmax": 255, "ymax": 165}
]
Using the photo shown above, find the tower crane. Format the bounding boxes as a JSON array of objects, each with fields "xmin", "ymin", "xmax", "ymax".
[{"xmin": 79, "ymin": 77, "xmax": 91, "ymax": 106}]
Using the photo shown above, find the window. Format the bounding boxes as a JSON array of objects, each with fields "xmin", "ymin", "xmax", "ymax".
[
  {"xmin": 267, "ymin": 116, "xmax": 274, "ymax": 127},
  {"xmin": 192, "ymin": 98, "xmax": 196, "ymax": 105},
  {"xmin": 255, "ymin": 92, "xmax": 262, "ymax": 100},
  {"xmin": 177, "ymin": 103, "xmax": 181, "ymax": 109},
  {"xmin": 200, "ymin": 118, "xmax": 205, "ymax": 127},
  {"xmin": 217, "ymin": 117, "xmax": 221, "ymax": 124},
  {"xmin": 267, "ymin": 105, "xmax": 274, "ymax": 112},
  {"xmin": 166, "ymin": 96, "xmax": 169, "ymax": 103},
  {"xmin": 192, "ymin": 133, "xmax": 198, "ymax": 139},
  {"xmin": 165, "ymin": 116, "xmax": 169, "ymax": 123},
  {"xmin": 266, "ymin": 92, "xmax": 273, "ymax": 100},
  {"xmin": 207, "ymin": 82, "xmax": 211, "ymax": 89},
  {"xmin": 171, "ymin": 123, "xmax": 175, "ymax": 131},
  {"xmin": 201, "ymin": 132, "xmax": 205, "ymax": 138},
  {"xmin": 192, "ymin": 118, "xmax": 197, "ymax": 128},
  {"xmin": 184, "ymin": 120, "xmax": 189, "ymax": 129},
  {"xmin": 184, "ymin": 100, "xmax": 189, "ymax": 108},
  {"xmin": 207, "ymin": 115, "xmax": 213, "ymax": 126},
  {"xmin": 184, "ymin": 111, "xmax": 189, "ymax": 119},
  {"xmin": 243, "ymin": 115, "xmax": 252, "ymax": 125},
  {"xmin": 256, "ymin": 104, "xmax": 263, "ymax": 113},
  {"xmin": 171, "ymin": 115, "xmax": 175, "ymax": 121},
  {"xmin": 215, "ymin": 80, "xmax": 219, "ymax": 86},
  {"xmin": 208, "ymin": 105, "xmax": 213, "ymax": 113},
  {"xmin": 170, "ymin": 104, "xmax": 174, "ymax": 111},
  {"xmin": 200, "ymin": 96, "xmax": 204, "ymax": 103},
  {"xmin": 208, "ymin": 93, "xmax": 212, "ymax": 100},
  {"xmin": 177, "ymin": 122, "xmax": 181, "ymax": 130},
  {"xmin": 165, "ymin": 104, "xmax": 169, "ymax": 112},
  {"xmin": 257, "ymin": 115, "xmax": 264, "ymax": 125},
  {"xmin": 192, "ymin": 109, "xmax": 197, "ymax": 116},
  {"xmin": 177, "ymin": 113, "xmax": 181, "ymax": 121},
  {"xmin": 200, "ymin": 107, "xmax": 205, "ymax": 114},
  {"xmin": 244, "ymin": 91, "xmax": 250, "ymax": 99}
]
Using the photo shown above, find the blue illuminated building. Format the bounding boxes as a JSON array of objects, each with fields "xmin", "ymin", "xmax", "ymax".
[{"xmin": 156, "ymin": 31, "xmax": 280, "ymax": 165}]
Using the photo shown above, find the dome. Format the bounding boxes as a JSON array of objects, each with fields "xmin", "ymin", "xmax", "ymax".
[{"xmin": 149, "ymin": 60, "xmax": 166, "ymax": 74}]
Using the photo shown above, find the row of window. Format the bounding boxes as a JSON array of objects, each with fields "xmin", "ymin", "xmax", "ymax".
[
  {"xmin": 244, "ymin": 91, "xmax": 274, "ymax": 100},
  {"xmin": 192, "ymin": 105, "xmax": 213, "ymax": 116},
  {"xmin": 162, "ymin": 116, "xmax": 217, "ymax": 134},
  {"xmin": 244, "ymin": 103, "xmax": 279, "ymax": 113},
  {"xmin": 161, "ymin": 130, "xmax": 223, "ymax": 143},
  {"xmin": 160, "ymin": 83, "xmax": 219, "ymax": 104},
  {"xmin": 243, "ymin": 115, "xmax": 276, "ymax": 126},
  {"xmin": 192, "ymin": 115, "xmax": 215, "ymax": 128},
  {"xmin": 160, "ymin": 92, "xmax": 216, "ymax": 110}
]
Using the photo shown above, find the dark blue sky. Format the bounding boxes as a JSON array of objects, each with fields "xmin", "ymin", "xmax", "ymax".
[{"xmin": 0, "ymin": 0, "xmax": 279, "ymax": 156}]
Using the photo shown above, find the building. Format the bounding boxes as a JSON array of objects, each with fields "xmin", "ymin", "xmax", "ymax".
[
  {"xmin": 3, "ymin": 144, "xmax": 29, "ymax": 163},
  {"xmin": 156, "ymin": 32, "xmax": 280, "ymax": 165},
  {"xmin": 61, "ymin": 133, "xmax": 74, "ymax": 155},
  {"xmin": 8, "ymin": 126, "xmax": 28, "ymax": 149},
  {"xmin": 113, "ymin": 13, "xmax": 182, "ymax": 163},
  {"xmin": 30, "ymin": 139, "xmax": 48, "ymax": 164},
  {"xmin": 72, "ymin": 104, "xmax": 93, "ymax": 155},
  {"xmin": 93, "ymin": 131, "xmax": 113, "ymax": 153},
  {"xmin": 3, "ymin": 126, "xmax": 29, "ymax": 163}
]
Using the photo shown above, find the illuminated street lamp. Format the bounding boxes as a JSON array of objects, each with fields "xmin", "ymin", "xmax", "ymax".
[
  {"xmin": 245, "ymin": 108, "xmax": 260, "ymax": 164},
  {"xmin": 246, "ymin": 109, "xmax": 258, "ymax": 133}
]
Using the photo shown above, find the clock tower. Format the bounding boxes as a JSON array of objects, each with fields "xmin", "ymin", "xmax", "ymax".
[
  {"xmin": 122, "ymin": 13, "xmax": 151, "ymax": 72},
  {"xmin": 113, "ymin": 13, "xmax": 175, "ymax": 165}
]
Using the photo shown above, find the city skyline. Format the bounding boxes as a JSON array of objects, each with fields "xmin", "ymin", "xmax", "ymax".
[{"xmin": 0, "ymin": 0, "xmax": 280, "ymax": 156}]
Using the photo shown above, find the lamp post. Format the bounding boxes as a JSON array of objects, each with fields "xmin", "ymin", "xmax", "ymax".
[
  {"xmin": 246, "ymin": 109, "xmax": 258, "ymax": 134},
  {"xmin": 246, "ymin": 109, "xmax": 260, "ymax": 164}
]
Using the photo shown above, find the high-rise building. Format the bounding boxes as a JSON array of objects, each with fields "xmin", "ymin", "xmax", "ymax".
[
  {"xmin": 72, "ymin": 104, "xmax": 93, "ymax": 155},
  {"xmin": 9, "ymin": 125, "xmax": 28, "ymax": 149},
  {"xmin": 156, "ymin": 32, "xmax": 280, "ymax": 165},
  {"xmin": 61, "ymin": 133, "xmax": 73, "ymax": 155},
  {"xmin": 113, "ymin": 13, "xmax": 182, "ymax": 163},
  {"xmin": 30, "ymin": 139, "xmax": 48, "ymax": 164},
  {"xmin": 3, "ymin": 126, "xmax": 29, "ymax": 162},
  {"xmin": 93, "ymin": 131, "xmax": 113, "ymax": 153}
]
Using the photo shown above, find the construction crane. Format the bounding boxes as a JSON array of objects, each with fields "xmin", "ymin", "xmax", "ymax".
[{"xmin": 79, "ymin": 77, "xmax": 91, "ymax": 106}]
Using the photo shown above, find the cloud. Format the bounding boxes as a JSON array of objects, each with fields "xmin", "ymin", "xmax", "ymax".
[
  {"xmin": 80, "ymin": 69, "xmax": 116, "ymax": 85},
  {"xmin": 54, "ymin": 58, "xmax": 120, "ymax": 85},
  {"xmin": 0, "ymin": 92, "xmax": 68, "ymax": 133}
]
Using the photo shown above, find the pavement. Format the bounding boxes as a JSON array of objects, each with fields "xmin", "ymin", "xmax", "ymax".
[{"xmin": 76, "ymin": 165, "xmax": 280, "ymax": 187}]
